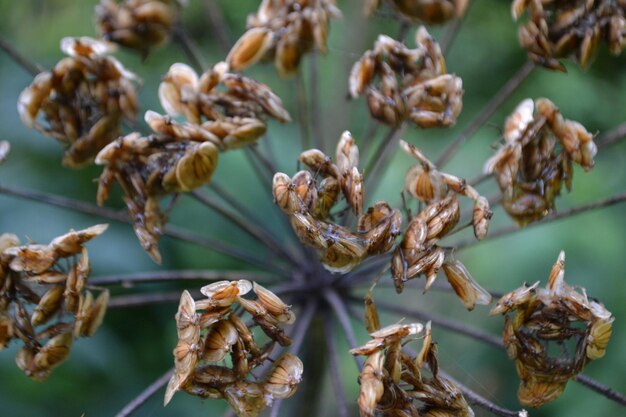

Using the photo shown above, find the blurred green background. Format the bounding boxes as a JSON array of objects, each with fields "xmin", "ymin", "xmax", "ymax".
[{"xmin": 0, "ymin": 0, "xmax": 625, "ymax": 416}]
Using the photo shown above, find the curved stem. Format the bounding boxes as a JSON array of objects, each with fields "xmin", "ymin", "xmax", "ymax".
[
  {"xmin": 114, "ymin": 368, "xmax": 173, "ymax": 417},
  {"xmin": 0, "ymin": 183, "xmax": 289, "ymax": 275},
  {"xmin": 456, "ymin": 191, "xmax": 626, "ymax": 250},
  {"xmin": 435, "ymin": 61, "xmax": 535, "ymax": 168},
  {"xmin": 90, "ymin": 270, "xmax": 275, "ymax": 286},
  {"xmin": 0, "ymin": 34, "xmax": 42, "ymax": 75}
]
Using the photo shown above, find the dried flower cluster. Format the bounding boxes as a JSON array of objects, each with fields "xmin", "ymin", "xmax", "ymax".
[
  {"xmin": 96, "ymin": 0, "xmax": 186, "ymax": 55},
  {"xmin": 484, "ymin": 98, "xmax": 597, "ymax": 226},
  {"xmin": 349, "ymin": 28, "xmax": 463, "ymax": 127},
  {"xmin": 352, "ymin": 295, "xmax": 474, "ymax": 417},
  {"xmin": 165, "ymin": 280, "xmax": 302, "ymax": 417},
  {"xmin": 227, "ymin": 0, "xmax": 342, "ymax": 76},
  {"xmin": 273, "ymin": 131, "xmax": 402, "ymax": 273},
  {"xmin": 491, "ymin": 251, "xmax": 614, "ymax": 407},
  {"xmin": 512, "ymin": 0, "xmax": 626, "ymax": 70},
  {"xmin": 0, "ymin": 225, "xmax": 109, "ymax": 380},
  {"xmin": 17, "ymin": 37, "xmax": 139, "ymax": 168},
  {"xmin": 365, "ymin": 0, "xmax": 469, "ymax": 25},
  {"xmin": 95, "ymin": 61, "xmax": 290, "ymax": 263},
  {"xmin": 392, "ymin": 140, "xmax": 492, "ymax": 309}
]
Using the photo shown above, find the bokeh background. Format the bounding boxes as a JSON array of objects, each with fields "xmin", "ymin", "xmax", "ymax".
[{"xmin": 0, "ymin": 0, "xmax": 625, "ymax": 416}]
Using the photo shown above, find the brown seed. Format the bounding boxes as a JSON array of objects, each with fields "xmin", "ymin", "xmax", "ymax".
[
  {"xmin": 203, "ymin": 319, "xmax": 238, "ymax": 362},
  {"xmin": 264, "ymin": 353, "xmax": 303, "ymax": 399}
]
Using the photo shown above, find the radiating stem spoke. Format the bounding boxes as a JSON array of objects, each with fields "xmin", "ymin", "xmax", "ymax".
[
  {"xmin": 436, "ymin": 61, "xmax": 535, "ymax": 168},
  {"xmin": 364, "ymin": 125, "xmax": 406, "ymax": 197},
  {"xmin": 0, "ymin": 183, "xmax": 289, "ymax": 275},
  {"xmin": 0, "ymin": 34, "xmax": 43, "ymax": 75},
  {"xmin": 309, "ymin": 52, "xmax": 323, "ymax": 151},
  {"xmin": 597, "ymin": 121, "xmax": 626, "ymax": 149},
  {"xmin": 91, "ymin": 270, "xmax": 275, "ymax": 286},
  {"xmin": 295, "ymin": 71, "xmax": 311, "ymax": 150},
  {"xmin": 323, "ymin": 288, "xmax": 364, "ymax": 369},
  {"xmin": 456, "ymin": 191, "xmax": 626, "ymax": 250},
  {"xmin": 202, "ymin": 0, "xmax": 233, "ymax": 54},
  {"xmin": 114, "ymin": 368, "xmax": 173, "ymax": 417},
  {"xmin": 172, "ymin": 25, "xmax": 208, "ymax": 72},
  {"xmin": 108, "ymin": 291, "xmax": 190, "ymax": 308},
  {"xmin": 190, "ymin": 190, "xmax": 302, "ymax": 267},
  {"xmin": 322, "ymin": 311, "xmax": 350, "ymax": 417}
]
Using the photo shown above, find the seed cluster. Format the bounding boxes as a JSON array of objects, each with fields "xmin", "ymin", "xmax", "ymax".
[
  {"xmin": 17, "ymin": 37, "xmax": 139, "ymax": 168},
  {"xmin": 491, "ymin": 251, "xmax": 614, "ymax": 407},
  {"xmin": 392, "ymin": 141, "xmax": 492, "ymax": 310},
  {"xmin": 512, "ymin": 0, "xmax": 626, "ymax": 70},
  {"xmin": 484, "ymin": 98, "xmax": 597, "ymax": 226},
  {"xmin": 349, "ymin": 28, "xmax": 463, "ymax": 127},
  {"xmin": 227, "ymin": 0, "xmax": 341, "ymax": 76},
  {"xmin": 96, "ymin": 0, "xmax": 186, "ymax": 55},
  {"xmin": 165, "ymin": 280, "xmax": 302, "ymax": 417},
  {"xmin": 95, "ymin": 61, "xmax": 290, "ymax": 263},
  {"xmin": 273, "ymin": 131, "xmax": 402, "ymax": 273},
  {"xmin": 0, "ymin": 225, "xmax": 109, "ymax": 381},
  {"xmin": 365, "ymin": 0, "xmax": 469, "ymax": 25},
  {"xmin": 352, "ymin": 304, "xmax": 474, "ymax": 417}
]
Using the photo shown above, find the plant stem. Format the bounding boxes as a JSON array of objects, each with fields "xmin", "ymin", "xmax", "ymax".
[
  {"xmin": 435, "ymin": 61, "xmax": 535, "ymax": 168},
  {"xmin": 323, "ymin": 288, "xmax": 364, "ymax": 369},
  {"xmin": 438, "ymin": 369, "xmax": 528, "ymax": 417},
  {"xmin": 295, "ymin": 70, "xmax": 312, "ymax": 150},
  {"xmin": 0, "ymin": 34, "xmax": 42, "ymax": 75},
  {"xmin": 364, "ymin": 125, "xmax": 406, "ymax": 196},
  {"xmin": 172, "ymin": 25, "xmax": 208, "ymax": 72},
  {"xmin": 108, "ymin": 291, "xmax": 187, "ymax": 308},
  {"xmin": 597, "ymin": 121, "xmax": 626, "ymax": 149},
  {"xmin": 456, "ymin": 191, "xmax": 626, "ymax": 250},
  {"xmin": 114, "ymin": 368, "xmax": 173, "ymax": 417},
  {"xmin": 90, "ymin": 269, "xmax": 275, "ymax": 286},
  {"xmin": 309, "ymin": 52, "xmax": 323, "ymax": 151},
  {"xmin": 322, "ymin": 310, "xmax": 350, "ymax": 417},
  {"xmin": 574, "ymin": 374, "xmax": 626, "ymax": 407},
  {"xmin": 0, "ymin": 183, "xmax": 289, "ymax": 275},
  {"xmin": 190, "ymin": 190, "xmax": 302, "ymax": 267},
  {"xmin": 202, "ymin": 0, "xmax": 233, "ymax": 54}
]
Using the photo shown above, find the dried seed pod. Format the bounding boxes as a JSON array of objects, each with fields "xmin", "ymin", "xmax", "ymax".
[
  {"xmin": 203, "ymin": 319, "xmax": 239, "ymax": 363},
  {"xmin": 227, "ymin": 0, "xmax": 341, "ymax": 76},
  {"xmin": 96, "ymin": 0, "xmax": 185, "ymax": 55},
  {"xmin": 31, "ymin": 285, "xmax": 65, "ymax": 326},
  {"xmin": 442, "ymin": 259, "xmax": 492, "ymax": 310},
  {"xmin": 264, "ymin": 353, "xmax": 304, "ymax": 399},
  {"xmin": 493, "ymin": 251, "xmax": 614, "ymax": 407},
  {"xmin": 367, "ymin": 0, "xmax": 468, "ymax": 25},
  {"xmin": 512, "ymin": 0, "xmax": 626, "ymax": 70},
  {"xmin": 200, "ymin": 280, "xmax": 253, "ymax": 306},
  {"xmin": 5, "ymin": 244, "xmax": 57, "ymax": 275},
  {"xmin": 49, "ymin": 224, "xmax": 109, "ymax": 257},
  {"xmin": 357, "ymin": 351, "xmax": 385, "ymax": 417},
  {"xmin": 252, "ymin": 282, "xmax": 295, "ymax": 324},
  {"xmin": 0, "ymin": 310, "xmax": 14, "ymax": 350},
  {"xmin": 350, "ymin": 29, "xmax": 463, "ymax": 128},
  {"xmin": 175, "ymin": 290, "xmax": 199, "ymax": 342},
  {"xmin": 299, "ymin": 149, "xmax": 339, "ymax": 178},
  {"xmin": 486, "ymin": 98, "xmax": 596, "ymax": 226},
  {"xmin": 223, "ymin": 381, "xmax": 266, "ymax": 417}
]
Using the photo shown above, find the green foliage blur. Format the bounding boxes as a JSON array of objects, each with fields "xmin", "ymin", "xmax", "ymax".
[{"xmin": 0, "ymin": 0, "xmax": 625, "ymax": 416}]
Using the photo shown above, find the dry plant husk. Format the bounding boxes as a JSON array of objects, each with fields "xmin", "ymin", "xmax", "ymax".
[
  {"xmin": 491, "ymin": 251, "xmax": 614, "ymax": 407},
  {"xmin": 0, "ymin": 225, "xmax": 109, "ymax": 380},
  {"xmin": 484, "ymin": 98, "xmax": 597, "ymax": 226},
  {"xmin": 365, "ymin": 0, "xmax": 469, "ymax": 25},
  {"xmin": 165, "ymin": 282, "xmax": 302, "ymax": 417},
  {"xmin": 349, "ymin": 27, "xmax": 463, "ymax": 127},
  {"xmin": 17, "ymin": 37, "xmax": 139, "ymax": 168}
]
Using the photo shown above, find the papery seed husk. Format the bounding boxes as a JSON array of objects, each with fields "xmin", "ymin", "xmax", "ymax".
[
  {"xmin": 31, "ymin": 285, "xmax": 65, "ymax": 326},
  {"xmin": 203, "ymin": 319, "xmax": 238, "ymax": 362},
  {"xmin": 442, "ymin": 260, "xmax": 492, "ymax": 310},
  {"xmin": 264, "ymin": 353, "xmax": 303, "ymax": 399}
]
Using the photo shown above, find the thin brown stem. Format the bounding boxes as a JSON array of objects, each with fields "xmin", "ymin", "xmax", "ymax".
[
  {"xmin": 244, "ymin": 147, "xmax": 273, "ymax": 192},
  {"xmin": 597, "ymin": 121, "xmax": 626, "ymax": 149},
  {"xmin": 438, "ymin": 369, "xmax": 528, "ymax": 417},
  {"xmin": 456, "ymin": 191, "xmax": 626, "ymax": 250},
  {"xmin": 574, "ymin": 374, "xmax": 626, "ymax": 407},
  {"xmin": 309, "ymin": 52, "xmax": 323, "ymax": 151},
  {"xmin": 323, "ymin": 288, "xmax": 364, "ymax": 369},
  {"xmin": 114, "ymin": 368, "xmax": 173, "ymax": 417},
  {"xmin": 202, "ymin": 0, "xmax": 233, "ymax": 54},
  {"xmin": 269, "ymin": 300, "xmax": 317, "ymax": 417},
  {"xmin": 91, "ymin": 270, "xmax": 274, "ymax": 286},
  {"xmin": 364, "ymin": 125, "xmax": 406, "ymax": 196},
  {"xmin": 190, "ymin": 190, "xmax": 301, "ymax": 267},
  {"xmin": 172, "ymin": 25, "xmax": 208, "ymax": 72},
  {"xmin": 0, "ymin": 34, "xmax": 43, "ymax": 75},
  {"xmin": 0, "ymin": 183, "xmax": 288, "ymax": 275},
  {"xmin": 435, "ymin": 61, "xmax": 535, "ymax": 168},
  {"xmin": 108, "ymin": 291, "xmax": 187, "ymax": 308},
  {"xmin": 295, "ymin": 70, "xmax": 311, "ymax": 150},
  {"xmin": 322, "ymin": 311, "xmax": 350, "ymax": 417}
]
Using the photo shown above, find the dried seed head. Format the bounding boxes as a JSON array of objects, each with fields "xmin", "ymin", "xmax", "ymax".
[
  {"xmin": 200, "ymin": 280, "xmax": 253, "ymax": 305},
  {"xmin": 493, "ymin": 251, "xmax": 614, "ymax": 406},
  {"xmin": 442, "ymin": 259, "xmax": 492, "ymax": 310},
  {"xmin": 264, "ymin": 353, "xmax": 304, "ymax": 399}
]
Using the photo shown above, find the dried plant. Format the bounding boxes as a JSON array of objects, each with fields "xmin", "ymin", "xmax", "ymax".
[{"xmin": 1, "ymin": 1, "xmax": 626, "ymax": 417}]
